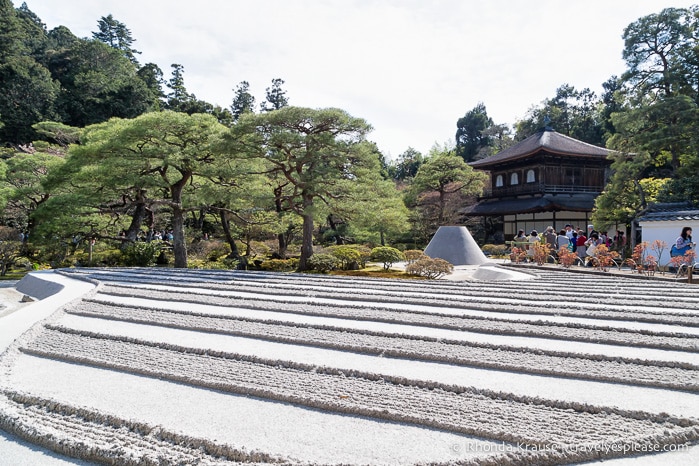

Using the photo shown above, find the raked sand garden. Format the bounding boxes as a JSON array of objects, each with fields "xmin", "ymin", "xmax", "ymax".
[{"xmin": 0, "ymin": 266, "xmax": 698, "ymax": 465}]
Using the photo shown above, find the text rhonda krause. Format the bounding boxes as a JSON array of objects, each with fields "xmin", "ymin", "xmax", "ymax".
[{"xmin": 450, "ymin": 441, "xmax": 691, "ymax": 454}]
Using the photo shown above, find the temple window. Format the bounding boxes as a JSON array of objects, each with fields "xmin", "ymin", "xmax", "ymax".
[
  {"xmin": 510, "ymin": 172, "xmax": 519, "ymax": 185},
  {"xmin": 526, "ymin": 169, "xmax": 536, "ymax": 183},
  {"xmin": 495, "ymin": 175, "xmax": 504, "ymax": 187}
]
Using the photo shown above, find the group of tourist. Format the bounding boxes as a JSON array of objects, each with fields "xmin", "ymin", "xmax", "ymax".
[
  {"xmin": 119, "ymin": 229, "xmax": 175, "ymax": 243},
  {"xmin": 513, "ymin": 225, "xmax": 695, "ymax": 264},
  {"xmin": 514, "ymin": 224, "xmax": 624, "ymax": 262}
]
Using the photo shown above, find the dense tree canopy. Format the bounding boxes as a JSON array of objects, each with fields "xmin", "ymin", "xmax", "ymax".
[
  {"xmin": 231, "ymin": 81, "xmax": 256, "ymax": 120},
  {"xmin": 261, "ymin": 78, "xmax": 289, "ymax": 112},
  {"xmin": 514, "ymin": 84, "xmax": 605, "ymax": 145},
  {"xmin": 387, "ymin": 147, "xmax": 424, "ymax": 182},
  {"xmin": 455, "ymin": 103, "xmax": 493, "ymax": 162},
  {"xmin": 407, "ymin": 144, "xmax": 487, "ymax": 233},
  {"xmin": 92, "ymin": 14, "xmax": 141, "ymax": 65},
  {"xmin": 225, "ymin": 107, "xmax": 379, "ymax": 270},
  {"xmin": 43, "ymin": 112, "xmax": 228, "ymax": 267},
  {"xmin": 593, "ymin": 5, "xmax": 699, "ymax": 231}
]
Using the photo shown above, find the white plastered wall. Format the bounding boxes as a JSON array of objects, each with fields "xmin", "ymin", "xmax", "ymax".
[{"xmin": 638, "ymin": 219, "xmax": 699, "ymax": 266}]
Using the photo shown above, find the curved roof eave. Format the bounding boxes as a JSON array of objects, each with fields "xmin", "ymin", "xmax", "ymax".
[{"xmin": 470, "ymin": 129, "xmax": 613, "ymax": 169}]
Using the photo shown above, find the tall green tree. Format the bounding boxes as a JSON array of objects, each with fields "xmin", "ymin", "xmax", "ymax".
[
  {"xmin": 388, "ymin": 147, "xmax": 424, "ymax": 182},
  {"xmin": 48, "ymin": 39, "xmax": 153, "ymax": 126},
  {"xmin": 622, "ymin": 7, "xmax": 697, "ymax": 101},
  {"xmin": 515, "ymin": 84, "xmax": 604, "ymax": 145},
  {"xmin": 407, "ymin": 144, "xmax": 487, "ymax": 228},
  {"xmin": 49, "ymin": 112, "xmax": 227, "ymax": 267},
  {"xmin": 92, "ymin": 14, "xmax": 141, "ymax": 65},
  {"xmin": 166, "ymin": 63, "xmax": 192, "ymax": 104},
  {"xmin": 455, "ymin": 103, "xmax": 493, "ymax": 162},
  {"xmin": 225, "ymin": 106, "xmax": 377, "ymax": 270},
  {"xmin": 594, "ymin": 6, "xmax": 699, "ymax": 237},
  {"xmin": 231, "ymin": 81, "xmax": 256, "ymax": 120},
  {"xmin": 260, "ymin": 78, "xmax": 289, "ymax": 112},
  {"xmin": 164, "ymin": 64, "xmax": 232, "ymax": 122},
  {"xmin": 137, "ymin": 62, "xmax": 166, "ymax": 109}
]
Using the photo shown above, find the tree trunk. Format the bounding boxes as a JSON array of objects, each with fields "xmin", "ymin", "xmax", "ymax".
[
  {"xmin": 274, "ymin": 186, "xmax": 287, "ymax": 258},
  {"xmin": 277, "ymin": 232, "xmax": 288, "ymax": 259},
  {"xmin": 122, "ymin": 198, "xmax": 147, "ymax": 248},
  {"xmin": 170, "ymin": 182, "xmax": 188, "ymax": 268},
  {"xmin": 327, "ymin": 214, "xmax": 344, "ymax": 245},
  {"xmin": 220, "ymin": 211, "xmax": 240, "ymax": 259},
  {"xmin": 298, "ymin": 195, "xmax": 315, "ymax": 271}
]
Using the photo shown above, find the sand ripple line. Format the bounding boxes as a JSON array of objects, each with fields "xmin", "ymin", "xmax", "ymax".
[
  {"xmin": 97, "ymin": 282, "xmax": 699, "ymax": 327},
  {"xmin": 21, "ymin": 327, "xmax": 699, "ymax": 457},
  {"xmin": 90, "ymin": 289, "xmax": 699, "ymax": 349},
  {"xmin": 0, "ymin": 390, "xmax": 287, "ymax": 465},
  {"xmin": 64, "ymin": 302, "xmax": 699, "ymax": 391}
]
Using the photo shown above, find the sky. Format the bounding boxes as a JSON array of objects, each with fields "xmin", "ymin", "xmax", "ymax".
[{"xmin": 16, "ymin": 0, "xmax": 699, "ymax": 159}]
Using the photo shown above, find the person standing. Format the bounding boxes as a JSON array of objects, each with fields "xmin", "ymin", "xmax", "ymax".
[
  {"xmin": 613, "ymin": 230, "xmax": 626, "ymax": 254},
  {"xmin": 527, "ymin": 230, "xmax": 539, "ymax": 259},
  {"xmin": 543, "ymin": 226, "xmax": 557, "ymax": 251},
  {"xmin": 565, "ymin": 224, "xmax": 574, "ymax": 240},
  {"xmin": 576, "ymin": 229, "xmax": 587, "ymax": 260},
  {"xmin": 587, "ymin": 224, "xmax": 597, "ymax": 241},
  {"xmin": 585, "ymin": 232, "xmax": 601, "ymax": 263},
  {"xmin": 557, "ymin": 229, "xmax": 570, "ymax": 251}
]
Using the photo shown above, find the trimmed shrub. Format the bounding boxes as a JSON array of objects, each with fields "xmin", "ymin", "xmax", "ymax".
[
  {"xmin": 327, "ymin": 245, "xmax": 362, "ymax": 270},
  {"xmin": 187, "ymin": 258, "xmax": 239, "ymax": 270},
  {"xmin": 306, "ymin": 253, "xmax": 340, "ymax": 273},
  {"xmin": 370, "ymin": 246, "xmax": 405, "ymax": 271},
  {"xmin": 531, "ymin": 242, "xmax": 552, "ymax": 266},
  {"xmin": 121, "ymin": 241, "xmax": 163, "ymax": 267},
  {"xmin": 405, "ymin": 257, "xmax": 453, "ymax": 279},
  {"xmin": 326, "ymin": 244, "xmax": 372, "ymax": 268},
  {"xmin": 557, "ymin": 246, "xmax": 578, "ymax": 268},
  {"xmin": 481, "ymin": 244, "xmax": 508, "ymax": 257},
  {"xmin": 259, "ymin": 258, "xmax": 299, "ymax": 272},
  {"xmin": 87, "ymin": 248, "xmax": 121, "ymax": 267},
  {"xmin": 404, "ymin": 249, "xmax": 426, "ymax": 264}
]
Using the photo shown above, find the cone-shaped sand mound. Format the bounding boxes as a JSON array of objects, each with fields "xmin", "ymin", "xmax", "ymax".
[{"xmin": 424, "ymin": 226, "xmax": 489, "ymax": 265}]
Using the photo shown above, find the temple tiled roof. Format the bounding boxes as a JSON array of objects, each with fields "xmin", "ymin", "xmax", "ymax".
[
  {"xmin": 638, "ymin": 203, "xmax": 699, "ymax": 222},
  {"xmin": 463, "ymin": 193, "xmax": 597, "ymax": 216},
  {"xmin": 470, "ymin": 129, "xmax": 611, "ymax": 169}
]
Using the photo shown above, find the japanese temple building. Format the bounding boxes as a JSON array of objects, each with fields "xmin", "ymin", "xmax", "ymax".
[{"xmin": 466, "ymin": 126, "xmax": 613, "ymax": 241}]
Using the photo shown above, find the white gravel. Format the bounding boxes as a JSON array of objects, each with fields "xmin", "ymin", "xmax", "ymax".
[{"xmin": 1, "ymin": 269, "xmax": 698, "ymax": 465}]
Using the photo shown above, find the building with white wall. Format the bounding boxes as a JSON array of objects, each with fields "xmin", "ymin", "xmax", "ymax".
[{"xmin": 637, "ymin": 204, "xmax": 699, "ymax": 266}]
